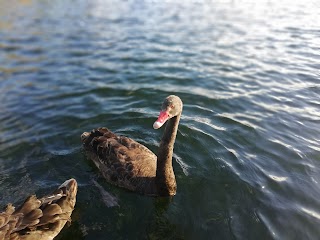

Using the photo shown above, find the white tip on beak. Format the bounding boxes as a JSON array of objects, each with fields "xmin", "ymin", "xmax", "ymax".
[{"xmin": 153, "ymin": 121, "xmax": 163, "ymax": 129}]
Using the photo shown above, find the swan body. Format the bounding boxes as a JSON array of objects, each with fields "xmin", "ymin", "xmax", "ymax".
[
  {"xmin": 0, "ymin": 179, "xmax": 77, "ymax": 240},
  {"xmin": 81, "ymin": 95, "xmax": 183, "ymax": 196}
]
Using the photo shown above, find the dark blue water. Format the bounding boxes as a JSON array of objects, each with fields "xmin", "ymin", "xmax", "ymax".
[{"xmin": 1, "ymin": 1, "xmax": 320, "ymax": 239}]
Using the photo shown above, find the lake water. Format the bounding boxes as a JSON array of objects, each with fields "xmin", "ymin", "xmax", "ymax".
[{"xmin": 0, "ymin": 0, "xmax": 320, "ymax": 239}]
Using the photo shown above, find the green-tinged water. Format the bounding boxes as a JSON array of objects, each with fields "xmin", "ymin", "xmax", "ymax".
[{"xmin": 0, "ymin": 1, "xmax": 320, "ymax": 239}]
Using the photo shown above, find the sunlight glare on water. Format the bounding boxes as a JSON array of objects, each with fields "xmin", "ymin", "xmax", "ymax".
[{"xmin": 0, "ymin": 0, "xmax": 320, "ymax": 239}]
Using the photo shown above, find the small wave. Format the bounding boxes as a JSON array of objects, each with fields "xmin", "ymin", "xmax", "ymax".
[
  {"xmin": 91, "ymin": 179, "xmax": 119, "ymax": 208},
  {"xmin": 268, "ymin": 175, "xmax": 288, "ymax": 182},
  {"xmin": 174, "ymin": 153, "xmax": 191, "ymax": 176},
  {"xmin": 47, "ymin": 146, "xmax": 81, "ymax": 156},
  {"xmin": 184, "ymin": 115, "xmax": 226, "ymax": 131},
  {"xmin": 301, "ymin": 207, "xmax": 320, "ymax": 221}
]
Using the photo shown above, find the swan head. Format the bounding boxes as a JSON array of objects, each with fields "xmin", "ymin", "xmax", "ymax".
[{"xmin": 153, "ymin": 95, "xmax": 183, "ymax": 129}]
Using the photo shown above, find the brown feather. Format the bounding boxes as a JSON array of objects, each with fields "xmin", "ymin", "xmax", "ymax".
[{"xmin": 0, "ymin": 179, "xmax": 77, "ymax": 240}]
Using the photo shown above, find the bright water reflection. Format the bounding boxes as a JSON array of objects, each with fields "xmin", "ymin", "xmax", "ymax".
[{"xmin": 0, "ymin": 0, "xmax": 320, "ymax": 239}]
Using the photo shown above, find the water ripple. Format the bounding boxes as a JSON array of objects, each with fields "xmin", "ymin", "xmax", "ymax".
[{"xmin": 1, "ymin": 0, "xmax": 320, "ymax": 239}]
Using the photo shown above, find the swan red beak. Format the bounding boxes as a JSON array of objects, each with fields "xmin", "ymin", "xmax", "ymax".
[{"xmin": 153, "ymin": 110, "xmax": 170, "ymax": 129}]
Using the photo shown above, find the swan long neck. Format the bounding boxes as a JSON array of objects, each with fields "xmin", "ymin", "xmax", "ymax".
[{"xmin": 156, "ymin": 113, "xmax": 180, "ymax": 196}]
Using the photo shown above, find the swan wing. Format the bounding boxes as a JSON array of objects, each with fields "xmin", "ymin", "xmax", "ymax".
[
  {"xmin": 0, "ymin": 179, "xmax": 77, "ymax": 240},
  {"xmin": 81, "ymin": 128, "xmax": 157, "ymax": 194}
]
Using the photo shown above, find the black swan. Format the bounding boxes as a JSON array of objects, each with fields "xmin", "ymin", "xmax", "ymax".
[
  {"xmin": 0, "ymin": 178, "xmax": 77, "ymax": 240},
  {"xmin": 81, "ymin": 95, "xmax": 183, "ymax": 196}
]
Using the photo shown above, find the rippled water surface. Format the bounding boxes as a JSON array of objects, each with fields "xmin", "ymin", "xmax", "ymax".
[{"xmin": 1, "ymin": 0, "xmax": 320, "ymax": 239}]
